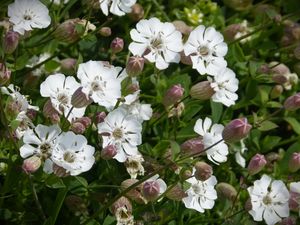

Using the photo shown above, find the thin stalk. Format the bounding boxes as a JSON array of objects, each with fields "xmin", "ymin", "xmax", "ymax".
[{"xmin": 29, "ymin": 175, "xmax": 46, "ymax": 221}]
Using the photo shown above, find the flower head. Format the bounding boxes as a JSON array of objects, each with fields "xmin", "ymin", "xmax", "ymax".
[
  {"xmin": 247, "ymin": 174, "xmax": 290, "ymax": 225},
  {"xmin": 8, "ymin": 0, "xmax": 51, "ymax": 35},
  {"xmin": 129, "ymin": 17, "xmax": 183, "ymax": 70},
  {"xmin": 100, "ymin": 0, "xmax": 137, "ymax": 16},
  {"xmin": 184, "ymin": 25, "xmax": 228, "ymax": 75},
  {"xmin": 142, "ymin": 174, "xmax": 167, "ymax": 202}
]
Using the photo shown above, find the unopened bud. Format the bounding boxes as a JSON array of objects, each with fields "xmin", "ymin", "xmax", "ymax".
[
  {"xmin": 60, "ymin": 58, "xmax": 77, "ymax": 75},
  {"xmin": 180, "ymin": 137, "xmax": 204, "ymax": 156},
  {"xmin": 270, "ymin": 62, "xmax": 290, "ymax": 76},
  {"xmin": 95, "ymin": 111, "xmax": 106, "ymax": 124},
  {"xmin": 53, "ymin": 164, "xmax": 70, "ymax": 177},
  {"xmin": 247, "ymin": 153, "xmax": 267, "ymax": 175},
  {"xmin": 244, "ymin": 198, "xmax": 252, "ymax": 211},
  {"xmin": 180, "ymin": 51, "xmax": 192, "ymax": 65},
  {"xmin": 172, "ymin": 20, "xmax": 192, "ymax": 35},
  {"xmin": 111, "ymin": 37, "xmax": 124, "ymax": 53},
  {"xmin": 284, "ymin": 93, "xmax": 300, "ymax": 111},
  {"xmin": 43, "ymin": 99, "xmax": 60, "ymax": 123},
  {"xmin": 180, "ymin": 169, "xmax": 192, "ymax": 180},
  {"xmin": 126, "ymin": 56, "xmax": 144, "ymax": 76},
  {"xmin": 121, "ymin": 179, "xmax": 146, "ymax": 204},
  {"xmin": 71, "ymin": 122, "xmax": 85, "ymax": 134},
  {"xmin": 0, "ymin": 63, "xmax": 11, "ymax": 85},
  {"xmin": 129, "ymin": 4, "xmax": 144, "ymax": 22},
  {"xmin": 257, "ymin": 64, "xmax": 270, "ymax": 74},
  {"xmin": 142, "ymin": 180, "xmax": 160, "ymax": 201},
  {"xmin": 71, "ymin": 87, "xmax": 93, "ymax": 108},
  {"xmin": 190, "ymin": 81, "xmax": 215, "ymax": 100},
  {"xmin": 126, "ymin": 83, "xmax": 140, "ymax": 94},
  {"xmin": 216, "ymin": 183, "xmax": 237, "ymax": 201},
  {"xmin": 223, "ymin": 24, "xmax": 241, "ymax": 42},
  {"xmin": 54, "ymin": 19, "xmax": 81, "ymax": 43},
  {"xmin": 22, "ymin": 156, "xmax": 41, "ymax": 174},
  {"xmin": 272, "ymin": 74, "xmax": 288, "ymax": 84},
  {"xmin": 99, "ymin": 27, "xmax": 111, "ymax": 37},
  {"xmin": 163, "ymin": 84, "xmax": 184, "ymax": 107},
  {"xmin": 223, "ymin": 0, "xmax": 253, "ymax": 11},
  {"xmin": 3, "ymin": 31, "xmax": 19, "ymax": 54},
  {"xmin": 279, "ymin": 217, "xmax": 297, "ymax": 225},
  {"xmin": 168, "ymin": 102, "xmax": 185, "ymax": 118},
  {"xmin": 222, "ymin": 118, "xmax": 252, "ymax": 143},
  {"xmin": 111, "ymin": 197, "xmax": 132, "ymax": 215},
  {"xmin": 166, "ymin": 185, "xmax": 187, "ymax": 201},
  {"xmin": 270, "ymin": 85, "xmax": 283, "ymax": 99},
  {"xmin": 194, "ymin": 161, "xmax": 213, "ymax": 181},
  {"xmin": 26, "ymin": 109, "xmax": 37, "ymax": 121},
  {"xmin": 101, "ymin": 145, "xmax": 117, "ymax": 160},
  {"xmin": 288, "ymin": 152, "xmax": 300, "ymax": 172}
]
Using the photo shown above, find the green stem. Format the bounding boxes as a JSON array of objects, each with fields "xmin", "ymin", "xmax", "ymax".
[
  {"xmin": 152, "ymin": 0, "xmax": 171, "ymax": 22},
  {"xmin": 29, "ymin": 175, "xmax": 46, "ymax": 221},
  {"xmin": 46, "ymin": 188, "xmax": 68, "ymax": 225}
]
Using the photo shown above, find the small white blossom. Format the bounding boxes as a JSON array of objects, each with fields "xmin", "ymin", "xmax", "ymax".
[
  {"xmin": 208, "ymin": 67, "xmax": 239, "ymax": 107},
  {"xmin": 8, "ymin": 0, "xmax": 51, "ymax": 35},
  {"xmin": 182, "ymin": 171, "xmax": 217, "ymax": 213},
  {"xmin": 77, "ymin": 60, "xmax": 124, "ymax": 111},
  {"xmin": 234, "ymin": 139, "xmax": 248, "ymax": 168},
  {"xmin": 20, "ymin": 124, "xmax": 61, "ymax": 159},
  {"xmin": 129, "ymin": 17, "xmax": 183, "ymax": 70},
  {"xmin": 194, "ymin": 117, "xmax": 228, "ymax": 164},
  {"xmin": 98, "ymin": 108, "xmax": 142, "ymax": 162},
  {"xmin": 115, "ymin": 207, "xmax": 134, "ymax": 225},
  {"xmin": 40, "ymin": 73, "xmax": 85, "ymax": 121},
  {"xmin": 125, "ymin": 155, "xmax": 144, "ymax": 179},
  {"xmin": 15, "ymin": 111, "xmax": 34, "ymax": 139},
  {"xmin": 100, "ymin": 0, "xmax": 136, "ymax": 16},
  {"xmin": 248, "ymin": 174, "xmax": 290, "ymax": 225},
  {"xmin": 184, "ymin": 25, "xmax": 228, "ymax": 75},
  {"xmin": 50, "ymin": 131, "xmax": 95, "ymax": 176}
]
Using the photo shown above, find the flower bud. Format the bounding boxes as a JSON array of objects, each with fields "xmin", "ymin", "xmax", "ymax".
[
  {"xmin": 101, "ymin": 145, "xmax": 117, "ymax": 160},
  {"xmin": 180, "ymin": 137, "xmax": 204, "ymax": 156},
  {"xmin": 163, "ymin": 84, "xmax": 184, "ymax": 107},
  {"xmin": 257, "ymin": 64, "xmax": 270, "ymax": 74},
  {"xmin": 110, "ymin": 37, "xmax": 124, "ymax": 53},
  {"xmin": 129, "ymin": 4, "xmax": 144, "ymax": 22},
  {"xmin": 223, "ymin": 0, "xmax": 253, "ymax": 11},
  {"xmin": 288, "ymin": 152, "xmax": 300, "ymax": 172},
  {"xmin": 247, "ymin": 154, "xmax": 267, "ymax": 175},
  {"xmin": 26, "ymin": 109, "xmax": 37, "ymax": 121},
  {"xmin": 270, "ymin": 62, "xmax": 290, "ymax": 76},
  {"xmin": 3, "ymin": 31, "xmax": 19, "ymax": 54},
  {"xmin": 279, "ymin": 217, "xmax": 297, "ymax": 225},
  {"xmin": 190, "ymin": 81, "xmax": 215, "ymax": 100},
  {"xmin": 54, "ymin": 19, "xmax": 81, "ymax": 43},
  {"xmin": 53, "ymin": 164, "xmax": 70, "ymax": 177},
  {"xmin": 60, "ymin": 58, "xmax": 77, "ymax": 75},
  {"xmin": 180, "ymin": 51, "xmax": 192, "ymax": 65},
  {"xmin": 71, "ymin": 87, "xmax": 93, "ymax": 108},
  {"xmin": 126, "ymin": 56, "xmax": 144, "ymax": 77},
  {"xmin": 22, "ymin": 156, "xmax": 41, "ymax": 174},
  {"xmin": 180, "ymin": 169, "xmax": 192, "ymax": 180},
  {"xmin": 126, "ymin": 83, "xmax": 140, "ymax": 94},
  {"xmin": 95, "ymin": 111, "xmax": 106, "ymax": 124},
  {"xmin": 166, "ymin": 185, "xmax": 187, "ymax": 201},
  {"xmin": 43, "ymin": 99, "xmax": 60, "ymax": 123},
  {"xmin": 222, "ymin": 118, "xmax": 252, "ymax": 143},
  {"xmin": 172, "ymin": 20, "xmax": 192, "ymax": 35},
  {"xmin": 111, "ymin": 197, "xmax": 132, "ymax": 215},
  {"xmin": 71, "ymin": 122, "xmax": 85, "ymax": 134},
  {"xmin": 142, "ymin": 180, "xmax": 160, "ymax": 201},
  {"xmin": 194, "ymin": 161, "xmax": 213, "ymax": 181},
  {"xmin": 168, "ymin": 102, "xmax": 185, "ymax": 118},
  {"xmin": 284, "ymin": 93, "xmax": 300, "ymax": 111},
  {"xmin": 223, "ymin": 24, "xmax": 242, "ymax": 42},
  {"xmin": 216, "ymin": 182, "xmax": 237, "ymax": 201},
  {"xmin": 121, "ymin": 179, "xmax": 146, "ymax": 204},
  {"xmin": 99, "ymin": 27, "xmax": 111, "ymax": 37},
  {"xmin": 270, "ymin": 85, "xmax": 283, "ymax": 99},
  {"xmin": 0, "ymin": 63, "xmax": 11, "ymax": 85},
  {"xmin": 244, "ymin": 198, "xmax": 252, "ymax": 211}
]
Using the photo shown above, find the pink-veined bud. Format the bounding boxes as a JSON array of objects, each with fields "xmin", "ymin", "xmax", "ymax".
[
  {"xmin": 54, "ymin": 19, "xmax": 82, "ymax": 43},
  {"xmin": 121, "ymin": 179, "xmax": 146, "ymax": 204},
  {"xmin": 26, "ymin": 109, "xmax": 37, "ymax": 121},
  {"xmin": 288, "ymin": 152, "xmax": 300, "ymax": 172},
  {"xmin": 247, "ymin": 153, "xmax": 267, "ymax": 175},
  {"xmin": 222, "ymin": 118, "xmax": 252, "ymax": 143},
  {"xmin": 279, "ymin": 217, "xmax": 297, "ymax": 225},
  {"xmin": 190, "ymin": 81, "xmax": 215, "ymax": 100},
  {"xmin": 22, "ymin": 156, "xmax": 41, "ymax": 174},
  {"xmin": 111, "ymin": 37, "xmax": 124, "ymax": 53},
  {"xmin": 284, "ymin": 93, "xmax": 300, "ymax": 111},
  {"xmin": 126, "ymin": 56, "xmax": 144, "ymax": 77},
  {"xmin": 3, "ymin": 30, "xmax": 19, "ymax": 54},
  {"xmin": 0, "ymin": 63, "xmax": 11, "ymax": 85},
  {"xmin": 180, "ymin": 137, "xmax": 204, "ymax": 156},
  {"xmin": 71, "ymin": 122, "xmax": 85, "ymax": 134},
  {"xmin": 223, "ymin": 24, "xmax": 242, "ymax": 42},
  {"xmin": 216, "ymin": 182, "xmax": 237, "ymax": 201},
  {"xmin": 99, "ymin": 27, "xmax": 111, "ymax": 37},
  {"xmin": 166, "ymin": 184, "xmax": 187, "ymax": 201},
  {"xmin": 43, "ymin": 99, "xmax": 60, "ymax": 124},
  {"xmin": 53, "ymin": 164, "xmax": 70, "ymax": 177},
  {"xmin": 163, "ymin": 84, "xmax": 184, "ymax": 107},
  {"xmin": 173, "ymin": 20, "xmax": 192, "ymax": 35},
  {"xmin": 142, "ymin": 180, "xmax": 160, "ymax": 201},
  {"xmin": 129, "ymin": 4, "xmax": 144, "ymax": 22},
  {"xmin": 101, "ymin": 145, "xmax": 117, "ymax": 160},
  {"xmin": 71, "ymin": 87, "xmax": 93, "ymax": 108},
  {"xmin": 194, "ymin": 161, "xmax": 213, "ymax": 181},
  {"xmin": 180, "ymin": 51, "xmax": 192, "ymax": 65},
  {"xmin": 60, "ymin": 58, "xmax": 77, "ymax": 75},
  {"xmin": 95, "ymin": 111, "xmax": 106, "ymax": 124}
]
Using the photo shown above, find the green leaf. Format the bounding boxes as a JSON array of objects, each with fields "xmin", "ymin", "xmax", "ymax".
[
  {"xmin": 170, "ymin": 140, "xmax": 180, "ymax": 159},
  {"xmin": 45, "ymin": 175, "xmax": 66, "ymax": 189},
  {"xmin": 102, "ymin": 215, "xmax": 115, "ymax": 225},
  {"xmin": 231, "ymin": 43, "xmax": 245, "ymax": 62},
  {"xmin": 279, "ymin": 142, "xmax": 300, "ymax": 173},
  {"xmin": 152, "ymin": 140, "xmax": 170, "ymax": 157},
  {"xmin": 284, "ymin": 117, "xmax": 300, "ymax": 135},
  {"xmin": 210, "ymin": 101, "xmax": 223, "ymax": 123},
  {"xmin": 262, "ymin": 136, "xmax": 281, "ymax": 152},
  {"xmin": 45, "ymin": 60, "xmax": 60, "ymax": 72},
  {"xmin": 258, "ymin": 121, "xmax": 278, "ymax": 131}
]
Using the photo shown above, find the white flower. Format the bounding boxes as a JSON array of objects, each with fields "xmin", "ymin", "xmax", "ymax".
[
  {"xmin": 144, "ymin": 174, "xmax": 167, "ymax": 199},
  {"xmin": 100, "ymin": 0, "xmax": 136, "ymax": 16},
  {"xmin": 184, "ymin": 25, "xmax": 228, "ymax": 75},
  {"xmin": 8, "ymin": 0, "xmax": 51, "ymax": 35},
  {"xmin": 115, "ymin": 207, "xmax": 134, "ymax": 225},
  {"xmin": 50, "ymin": 131, "xmax": 95, "ymax": 176},
  {"xmin": 20, "ymin": 124, "xmax": 61, "ymax": 159},
  {"xmin": 121, "ymin": 101, "xmax": 152, "ymax": 122},
  {"xmin": 98, "ymin": 108, "xmax": 142, "ymax": 162},
  {"xmin": 248, "ymin": 174, "xmax": 290, "ymax": 225},
  {"xmin": 26, "ymin": 53, "xmax": 56, "ymax": 77},
  {"xmin": 125, "ymin": 154, "xmax": 144, "ymax": 179},
  {"xmin": 40, "ymin": 73, "xmax": 85, "ymax": 121},
  {"xmin": 182, "ymin": 172, "xmax": 218, "ymax": 213},
  {"xmin": 208, "ymin": 67, "xmax": 239, "ymax": 107},
  {"xmin": 234, "ymin": 139, "xmax": 248, "ymax": 168},
  {"xmin": 53, "ymin": 0, "xmax": 69, "ymax": 5},
  {"xmin": 289, "ymin": 182, "xmax": 300, "ymax": 216},
  {"xmin": 77, "ymin": 60, "xmax": 124, "ymax": 111},
  {"xmin": 194, "ymin": 117, "xmax": 228, "ymax": 164},
  {"xmin": 15, "ymin": 111, "xmax": 34, "ymax": 139},
  {"xmin": 129, "ymin": 17, "xmax": 183, "ymax": 70}
]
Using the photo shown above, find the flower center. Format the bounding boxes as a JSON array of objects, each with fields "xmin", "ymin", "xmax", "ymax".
[
  {"xmin": 63, "ymin": 151, "xmax": 76, "ymax": 163},
  {"xmin": 199, "ymin": 46, "xmax": 209, "ymax": 56},
  {"xmin": 91, "ymin": 81, "xmax": 102, "ymax": 92},
  {"xmin": 192, "ymin": 183, "xmax": 202, "ymax": 195},
  {"xmin": 23, "ymin": 14, "xmax": 32, "ymax": 20},
  {"xmin": 262, "ymin": 195, "xmax": 272, "ymax": 205},
  {"xmin": 150, "ymin": 34, "xmax": 163, "ymax": 51},
  {"xmin": 57, "ymin": 93, "xmax": 69, "ymax": 105},
  {"xmin": 40, "ymin": 142, "xmax": 52, "ymax": 158},
  {"xmin": 113, "ymin": 128, "xmax": 123, "ymax": 139}
]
